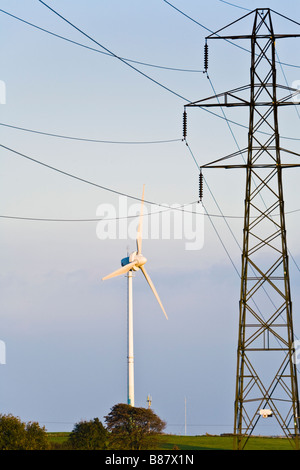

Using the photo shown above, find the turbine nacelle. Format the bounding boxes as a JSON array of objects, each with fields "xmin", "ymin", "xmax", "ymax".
[{"xmin": 121, "ymin": 252, "xmax": 147, "ymax": 271}]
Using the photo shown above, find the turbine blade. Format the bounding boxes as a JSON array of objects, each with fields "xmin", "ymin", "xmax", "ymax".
[
  {"xmin": 136, "ymin": 184, "xmax": 145, "ymax": 254},
  {"xmin": 102, "ymin": 261, "xmax": 137, "ymax": 280},
  {"xmin": 140, "ymin": 266, "xmax": 168, "ymax": 320}
]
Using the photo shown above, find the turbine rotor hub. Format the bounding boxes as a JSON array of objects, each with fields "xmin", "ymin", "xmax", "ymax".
[{"xmin": 133, "ymin": 253, "xmax": 147, "ymax": 269}]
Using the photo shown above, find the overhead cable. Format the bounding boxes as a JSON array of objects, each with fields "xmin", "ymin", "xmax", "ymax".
[
  {"xmin": 3, "ymin": 4, "xmax": 299, "ymax": 141},
  {"xmin": 0, "ymin": 8, "xmax": 203, "ymax": 73},
  {"xmin": 0, "ymin": 122, "xmax": 181, "ymax": 145},
  {"xmin": 37, "ymin": 0, "xmax": 188, "ymax": 102}
]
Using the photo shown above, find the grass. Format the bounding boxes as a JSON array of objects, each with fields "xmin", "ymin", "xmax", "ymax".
[
  {"xmin": 47, "ymin": 432, "xmax": 71, "ymax": 449},
  {"xmin": 47, "ymin": 432, "xmax": 296, "ymax": 450},
  {"xmin": 158, "ymin": 434, "xmax": 295, "ymax": 450}
]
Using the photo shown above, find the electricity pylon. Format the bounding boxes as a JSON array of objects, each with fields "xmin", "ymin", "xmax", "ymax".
[{"xmin": 185, "ymin": 8, "xmax": 300, "ymax": 449}]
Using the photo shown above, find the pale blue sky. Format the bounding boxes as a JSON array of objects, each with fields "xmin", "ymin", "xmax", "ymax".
[{"xmin": 0, "ymin": 0, "xmax": 299, "ymax": 435}]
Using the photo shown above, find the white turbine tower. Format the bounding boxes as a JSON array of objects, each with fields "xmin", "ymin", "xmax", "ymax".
[{"xmin": 102, "ymin": 185, "xmax": 168, "ymax": 407}]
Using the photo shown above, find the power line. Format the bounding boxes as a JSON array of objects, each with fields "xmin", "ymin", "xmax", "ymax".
[
  {"xmin": 2, "ymin": 143, "xmax": 299, "ymax": 339},
  {"xmin": 0, "ymin": 205, "xmax": 299, "ymax": 224},
  {"xmin": 2, "ymin": 3, "xmax": 299, "ymax": 144},
  {"xmin": 4, "ymin": 138, "xmax": 298, "ymax": 224},
  {"xmin": 37, "ymin": 0, "xmax": 188, "ymax": 102},
  {"xmin": 3, "ymin": 140, "xmax": 284, "ymax": 224},
  {"xmin": 4, "ymin": 4, "xmax": 300, "ymax": 142},
  {"xmin": 37, "ymin": 1, "xmax": 300, "ymax": 141},
  {"xmin": 0, "ymin": 143, "xmax": 161, "ymax": 205},
  {"xmin": 203, "ymin": 203, "xmax": 240, "ymax": 277},
  {"xmin": 163, "ymin": 0, "xmax": 250, "ymax": 55},
  {"xmin": 0, "ymin": 202, "xmax": 197, "ymax": 223},
  {"xmin": 184, "ymin": 141, "xmax": 199, "ymax": 170},
  {"xmin": 217, "ymin": 0, "xmax": 251, "ymax": 12},
  {"xmin": 0, "ymin": 143, "xmax": 200, "ymax": 213},
  {"xmin": 0, "ymin": 8, "xmax": 204, "ymax": 73},
  {"xmin": 0, "ymin": 122, "xmax": 181, "ymax": 145}
]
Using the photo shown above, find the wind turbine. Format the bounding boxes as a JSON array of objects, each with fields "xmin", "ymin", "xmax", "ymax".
[{"xmin": 102, "ymin": 184, "xmax": 168, "ymax": 407}]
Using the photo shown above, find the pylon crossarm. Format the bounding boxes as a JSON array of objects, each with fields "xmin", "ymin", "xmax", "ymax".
[
  {"xmin": 185, "ymin": 84, "xmax": 300, "ymax": 108},
  {"xmin": 200, "ymin": 164, "xmax": 300, "ymax": 169},
  {"xmin": 208, "ymin": 34, "xmax": 300, "ymax": 40}
]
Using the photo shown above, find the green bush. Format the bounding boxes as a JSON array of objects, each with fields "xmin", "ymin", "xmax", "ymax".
[{"xmin": 67, "ymin": 418, "xmax": 108, "ymax": 450}]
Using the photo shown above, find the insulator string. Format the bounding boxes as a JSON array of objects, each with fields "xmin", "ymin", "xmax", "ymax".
[
  {"xmin": 199, "ymin": 169, "xmax": 203, "ymax": 203},
  {"xmin": 204, "ymin": 41, "xmax": 209, "ymax": 72},
  {"xmin": 183, "ymin": 109, "xmax": 187, "ymax": 140}
]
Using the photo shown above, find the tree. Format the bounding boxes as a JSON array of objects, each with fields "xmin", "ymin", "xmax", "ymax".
[
  {"xmin": 0, "ymin": 414, "xmax": 26, "ymax": 450},
  {"xmin": 104, "ymin": 403, "xmax": 166, "ymax": 450},
  {"xmin": 67, "ymin": 418, "xmax": 108, "ymax": 450},
  {"xmin": 0, "ymin": 414, "xmax": 50, "ymax": 450},
  {"xmin": 25, "ymin": 421, "xmax": 51, "ymax": 450}
]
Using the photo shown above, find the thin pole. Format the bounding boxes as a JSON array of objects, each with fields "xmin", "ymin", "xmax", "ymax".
[
  {"xmin": 185, "ymin": 397, "xmax": 187, "ymax": 436},
  {"xmin": 127, "ymin": 270, "xmax": 134, "ymax": 406}
]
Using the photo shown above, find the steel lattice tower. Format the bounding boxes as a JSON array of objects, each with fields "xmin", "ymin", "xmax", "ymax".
[{"xmin": 185, "ymin": 9, "xmax": 300, "ymax": 449}]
